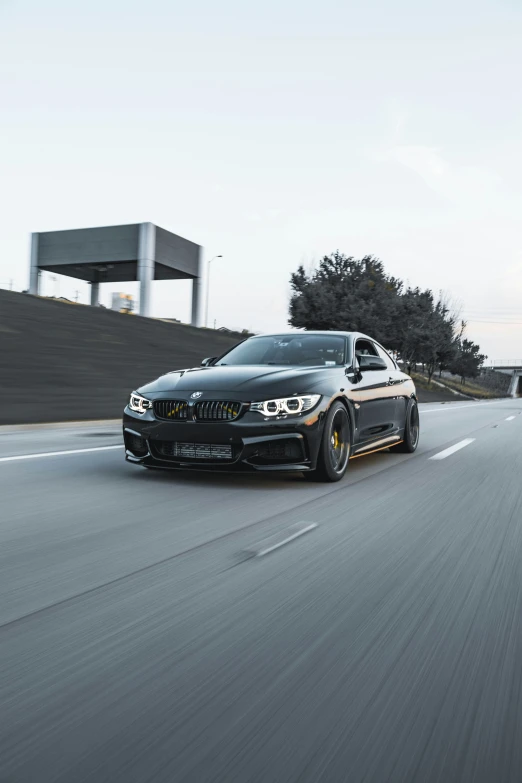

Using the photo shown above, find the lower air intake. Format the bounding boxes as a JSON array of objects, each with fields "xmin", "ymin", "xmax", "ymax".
[
  {"xmin": 250, "ymin": 439, "xmax": 304, "ymax": 465},
  {"xmin": 125, "ymin": 432, "xmax": 148, "ymax": 457}
]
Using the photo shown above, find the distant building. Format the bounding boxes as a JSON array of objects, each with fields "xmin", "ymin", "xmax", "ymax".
[
  {"xmin": 217, "ymin": 326, "xmax": 253, "ymax": 336},
  {"xmin": 111, "ymin": 292, "xmax": 135, "ymax": 313}
]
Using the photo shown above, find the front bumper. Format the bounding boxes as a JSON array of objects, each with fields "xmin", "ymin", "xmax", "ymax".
[{"xmin": 123, "ymin": 403, "xmax": 326, "ymax": 473}]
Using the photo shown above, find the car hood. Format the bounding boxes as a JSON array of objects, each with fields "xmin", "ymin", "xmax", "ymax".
[{"xmin": 137, "ymin": 364, "xmax": 338, "ymax": 398}]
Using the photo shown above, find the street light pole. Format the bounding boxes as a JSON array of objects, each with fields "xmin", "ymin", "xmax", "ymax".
[{"xmin": 205, "ymin": 254, "xmax": 222, "ymax": 328}]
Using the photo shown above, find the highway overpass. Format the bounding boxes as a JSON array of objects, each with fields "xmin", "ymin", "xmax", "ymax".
[{"xmin": 485, "ymin": 361, "xmax": 522, "ymax": 396}]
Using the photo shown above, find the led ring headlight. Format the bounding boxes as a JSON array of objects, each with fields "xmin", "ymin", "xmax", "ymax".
[
  {"xmin": 250, "ymin": 395, "xmax": 320, "ymax": 417},
  {"xmin": 129, "ymin": 392, "xmax": 152, "ymax": 414}
]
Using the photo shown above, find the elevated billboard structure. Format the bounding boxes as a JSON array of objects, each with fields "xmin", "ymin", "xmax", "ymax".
[{"xmin": 29, "ymin": 222, "xmax": 204, "ymax": 325}]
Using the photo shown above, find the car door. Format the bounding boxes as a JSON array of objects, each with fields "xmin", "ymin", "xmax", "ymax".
[
  {"xmin": 350, "ymin": 338, "xmax": 399, "ymax": 444},
  {"xmin": 373, "ymin": 342, "xmax": 408, "ymax": 430}
]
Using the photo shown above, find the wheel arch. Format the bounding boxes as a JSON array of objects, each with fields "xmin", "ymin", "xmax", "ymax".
[{"xmin": 327, "ymin": 395, "xmax": 355, "ymax": 439}]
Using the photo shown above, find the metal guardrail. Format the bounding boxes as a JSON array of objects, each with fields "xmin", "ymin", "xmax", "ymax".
[{"xmin": 485, "ymin": 360, "xmax": 522, "ymax": 368}]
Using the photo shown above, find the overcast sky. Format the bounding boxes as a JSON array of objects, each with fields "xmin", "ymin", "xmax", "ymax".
[{"xmin": 1, "ymin": 0, "xmax": 521, "ymax": 359}]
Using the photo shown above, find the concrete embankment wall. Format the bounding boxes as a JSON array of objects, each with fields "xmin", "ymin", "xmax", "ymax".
[{"xmin": 0, "ymin": 290, "xmax": 242, "ymax": 424}]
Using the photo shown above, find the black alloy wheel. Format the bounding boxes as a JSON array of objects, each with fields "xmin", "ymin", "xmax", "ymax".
[
  {"xmin": 306, "ymin": 400, "xmax": 351, "ymax": 482},
  {"xmin": 390, "ymin": 398, "xmax": 420, "ymax": 453}
]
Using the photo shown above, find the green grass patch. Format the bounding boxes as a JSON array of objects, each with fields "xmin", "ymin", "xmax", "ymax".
[
  {"xmin": 410, "ymin": 372, "xmax": 433, "ymax": 391},
  {"xmin": 436, "ymin": 376, "xmax": 498, "ymax": 399},
  {"xmin": 411, "ymin": 371, "xmax": 499, "ymax": 399}
]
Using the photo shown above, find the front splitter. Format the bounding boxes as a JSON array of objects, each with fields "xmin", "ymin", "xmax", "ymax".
[{"xmin": 125, "ymin": 450, "xmax": 313, "ymax": 473}]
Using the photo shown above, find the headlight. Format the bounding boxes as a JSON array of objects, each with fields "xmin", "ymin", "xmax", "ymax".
[
  {"xmin": 250, "ymin": 394, "xmax": 321, "ymax": 417},
  {"xmin": 129, "ymin": 392, "xmax": 152, "ymax": 414}
]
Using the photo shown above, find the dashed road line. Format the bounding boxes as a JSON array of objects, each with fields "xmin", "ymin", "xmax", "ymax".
[
  {"xmin": 421, "ymin": 400, "xmax": 509, "ymax": 414},
  {"xmin": 430, "ymin": 439, "xmax": 475, "ymax": 461},
  {"xmin": 505, "ymin": 416, "xmax": 516, "ymax": 421},
  {"xmin": 243, "ymin": 522, "xmax": 318, "ymax": 558}
]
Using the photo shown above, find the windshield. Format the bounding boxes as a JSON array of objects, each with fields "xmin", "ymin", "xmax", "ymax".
[{"xmin": 216, "ymin": 334, "xmax": 346, "ymax": 366}]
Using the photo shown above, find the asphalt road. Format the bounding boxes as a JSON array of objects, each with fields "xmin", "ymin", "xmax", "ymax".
[{"xmin": 1, "ymin": 399, "xmax": 522, "ymax": 783}]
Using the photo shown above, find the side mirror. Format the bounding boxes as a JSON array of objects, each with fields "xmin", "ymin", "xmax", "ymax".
[
  {"xmin": 201, "ymin": 357, "xmax": 216, "ymax": 367},
  {"xmin": 345, "ymin": 358, "xmax": 361, "ymax": 383},
  {"xmin": 358, "ymin": 355, "xmax": 387, "ymax": 371}
]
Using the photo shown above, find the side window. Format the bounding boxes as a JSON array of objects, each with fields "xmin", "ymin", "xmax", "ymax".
[
  {"xmin": 375, "ymin": 343, "xmax": 397, "ymax": 371},
  {"xmin": 355, "ymin": 339, "xmax": 379, "ymax": 358}
]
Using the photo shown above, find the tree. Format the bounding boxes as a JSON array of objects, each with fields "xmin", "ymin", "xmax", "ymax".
[
  {"xmin": 392, "ymin": 287, "xmax": 437, "ymax": 374},
  {"xmin": 375, "ymin": 287, "xmax": 458, "ymax": 381},
  {"xmin": 420, "ymin": 303, "xmax": 457, "ymax": 384},
  {"xmin": 434, "ymin": 319, "xmax": 465, "ymax": 379},
  {"xmin": 288, "ymin": 253, "xmax": 484, "ymax": 383},
  {"xmin": 435, "ymin": 293, "xmax": 464, "ymax": 377},
  {"xmin": 449, "ymin": 339, "xmax": 486, "ymax": 385},
  {"xmin": 289, "ymin": 252, "xmax": 402, "ymax": 345},
  {"xmin": 419, "ymin": 298, "xmax": 463, "ymax": 383}
]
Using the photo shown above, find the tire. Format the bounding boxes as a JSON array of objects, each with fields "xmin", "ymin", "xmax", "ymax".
[
  {"xmin": 304, "ymin": 401, "xmax": 351, "ymax": 482},
  {"xmin": 390, "ymin": 398, "xmax": 420, "ymax": 453}
]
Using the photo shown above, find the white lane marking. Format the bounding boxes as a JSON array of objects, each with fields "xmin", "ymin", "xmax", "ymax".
[
  {"xmin": 505, "ymin": 416, "xmax": 516, "ymax": 421},
  {"xmin": 421, "ymin": 400, "xmax": 509, "ymax": 414},
  {"xmin": 244, "ymin": 522, "xmax": 318, "ymax": 558},
  {"xmin": 0, "ymin": 445, "xmax": 123, "ymax": 463},
  {"xmin": 0, "ymin": 419, "xmax": 121, "ymax": 433},
  {"xmin": 430, "ymin": 439, "xmax": 475, "ymax": 460}
]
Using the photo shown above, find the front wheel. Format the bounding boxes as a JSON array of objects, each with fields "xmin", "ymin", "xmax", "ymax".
[
  {"xmin": 390, "ymin": 398, "xmax": 419, "ymax": 453},
  {"xmin": 305, "ymin": 401, "xmax": 351, "ymax": 482}
]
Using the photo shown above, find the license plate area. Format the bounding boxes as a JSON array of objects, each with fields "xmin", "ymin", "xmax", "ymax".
[{"xmin": 155, "ymin": 441, "xmax": 234, "ymax": 461}]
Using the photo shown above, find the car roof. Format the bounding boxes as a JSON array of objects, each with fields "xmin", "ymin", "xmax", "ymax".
[{"xmin": 249, "ymin": 330, "xmax": 371, "ymax": 340}]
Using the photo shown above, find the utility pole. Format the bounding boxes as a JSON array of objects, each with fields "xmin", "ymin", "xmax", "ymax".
[{"xmin": 205, "ymin": 255, "xmax": 222, "ymax": 327}]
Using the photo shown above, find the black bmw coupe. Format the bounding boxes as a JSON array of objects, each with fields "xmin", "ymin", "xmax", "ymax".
[{"xmin": 123, "ymin": 331, "xmax": 419, "ymax": 481}]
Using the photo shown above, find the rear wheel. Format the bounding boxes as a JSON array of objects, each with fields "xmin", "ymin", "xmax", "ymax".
[
  {"xmin": 390, "ymin": 398, "xmax": 419, "ymax": 453},
  {"xmin": 305, "ymin": 401, "xmax": 351, "ymax": 482}
]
